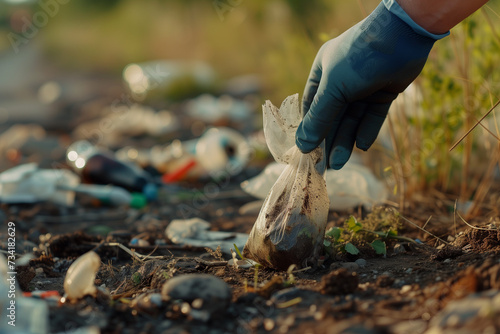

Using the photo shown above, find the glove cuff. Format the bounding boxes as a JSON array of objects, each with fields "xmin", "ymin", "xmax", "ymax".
[{"xmin": 382, "ymin": 0, "xmax": 450, "ymax": 40}]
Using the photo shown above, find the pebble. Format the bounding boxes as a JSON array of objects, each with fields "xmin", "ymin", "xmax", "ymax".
[
  {"xmin": 355, "ymin": 258, "xmax": 367, "ymax": 268},
  {"xmin": 131, "ymin": 293, "xmax": 163, "ymax": 315},
  {"xmin": 340, "ymin": 262, "xmax": 359, "ymax": 272},
  {"xmin": 393, "ymin": 243, "xmax": 406, "ymax": 255},
  {"xmin": 227, "ymin": 258, "xmax": 254, "ymax": 269},
  {"xmin": 161, "ymin": 274, "xmax": 232, "ymax": 315},
  {"xmin": 263, "ymin": 318, "xmax": 275, "ymax": 331},
  {"xmin": 425, "ymin": 290, "xmax": 500, "ymax": 333},
  {"xmin": 400, "ymin": 285, "xmax": 412, "ymax": 294},
  {"xmin": 405, "ymin": 268, "xmax": 413, "ymax": 274}
]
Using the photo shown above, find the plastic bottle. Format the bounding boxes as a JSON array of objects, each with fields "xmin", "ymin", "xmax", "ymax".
[
  {"xmin": 66, "ymin": 140, "xmax": 157, "ymax": 200},
  {"xmin": 58, "ymin": 184, "xmax": 147, "ymax": 208}
]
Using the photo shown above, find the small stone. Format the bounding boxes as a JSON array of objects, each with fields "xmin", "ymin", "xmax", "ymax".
[
  {"xmin": 400, "ymin": 285, "xmax": 412, "ymax": 294},
  {"xmin": 443, "ymin": 258, "xmax": 451, "ymax": 264},
  {"xmin": 405, "ymin": 268, "xmax": 413, "ymax": 274},
  {"xmin": 131, "ymin": 293, "xmax": 163, "ymax": 315},
  {"xmin": 340, "ymin": 262, "xmax": 359, "ymax": 272},
  {"xmin": 429, "ymin": 290, "xmax": 500, "ymax": 331},
  {"xmin": 161, "ymin": 274, "xmax": 232, "ymax": 315},
  {"xmin": 393, "ymin": 243, "xmax": 406, "ymax": 255},
  {"xmin": 263, "ymin": 318, "xmax": 275, "ymax": 331},
  {"xmin": 355, "ymin": 258, "xmax": 367, "ymax": 268},
  {"xmin": 394, "ymin": 279, "xmax": 406, "ymax": 287},
  {"xmin": 35, "ymin": 268, "xmax": 44, "ymax": 275}
]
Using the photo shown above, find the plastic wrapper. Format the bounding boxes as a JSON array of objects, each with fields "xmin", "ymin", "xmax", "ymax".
[{"xmin": 243, "ymin": 94, "xmax": 329, "ymax": 270}]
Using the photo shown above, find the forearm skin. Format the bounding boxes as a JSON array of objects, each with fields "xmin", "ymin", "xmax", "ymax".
[{"xmin": 396, "ymin": 0, "xmax": 489, "ymax": 34}]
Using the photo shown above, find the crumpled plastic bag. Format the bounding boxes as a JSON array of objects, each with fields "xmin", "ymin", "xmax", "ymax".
[
  {"xmin": 242, "ymin": 94, "xmax": 329, "ymax": 270},
  {"xmin": 165, "ymin": 218, "xmax": 248, "ymax": 255},
  {"xmin": 241, "ymin": 159, "xmax": 388, "ymax": 211}
]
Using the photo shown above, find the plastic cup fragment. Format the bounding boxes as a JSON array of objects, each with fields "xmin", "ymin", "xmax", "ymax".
[
  {"xmin": 64, "ymin": 251, "xmax": 101, "ymax": 301},
  {"xmin": 195, "ymin": 127, "xmax": 251, "ymax": 176}
]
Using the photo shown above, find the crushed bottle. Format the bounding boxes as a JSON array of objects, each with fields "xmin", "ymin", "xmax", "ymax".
[{"xmin": 66, "ymin": 140, "xmax": 158, "ymax": 200}]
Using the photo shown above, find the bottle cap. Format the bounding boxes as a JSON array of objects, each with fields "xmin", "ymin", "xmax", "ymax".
[
  {"xmin": 142, "ymin": 183, "xmax": 158, "ymax": 201},
  {"xmin": 130, "ymin": 193, "xmax": 147, "ymax": 209}
]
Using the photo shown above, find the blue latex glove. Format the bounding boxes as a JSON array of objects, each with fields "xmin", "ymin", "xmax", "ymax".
[{"xmin": 296, "ymin": 0, "xmax": 449, "ymax": 169}]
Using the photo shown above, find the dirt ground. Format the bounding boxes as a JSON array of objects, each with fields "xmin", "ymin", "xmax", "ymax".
[{"xmin": 3, "ymin": 182, "xmax": 500, "ymax": 334}]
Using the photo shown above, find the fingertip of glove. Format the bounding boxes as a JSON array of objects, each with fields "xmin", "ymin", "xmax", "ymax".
[
  {"xmin": 329, "ymin": 147, "xmax": 351, "ymax": 170},
  {"xmin": 330, "ymin": 162, "xmax": 346, "ymax": 170},
  {"xmin": 295, "ymin": 136, "xmax": 313, "ymax": 154},
  {"xmin": 356, "ymin": 141, "xmax": 371, "ymax": 151}
]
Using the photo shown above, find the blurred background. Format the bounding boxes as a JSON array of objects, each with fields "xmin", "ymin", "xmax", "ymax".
[
  {"xmin": 0, "ymin": 0, "xmax": 380, "ymax": 103},
  {"xmin": 0, "ymin": 0, "xmax": 500, "ymax": 216}
]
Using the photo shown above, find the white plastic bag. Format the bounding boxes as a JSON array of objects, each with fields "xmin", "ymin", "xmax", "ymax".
[
  {"xmin": 241, "ymin": 159, "xmax": 388, "ymax": 211},
  {"xmin": 243, "ymin": 94, "xmax": 329, "ymax": 270}
]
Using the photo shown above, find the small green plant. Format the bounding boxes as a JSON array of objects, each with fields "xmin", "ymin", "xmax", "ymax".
[
  {"xmin": 131, "ymin": 272, "xmax": 142, "ymax": 286},
  {"xmin": 160, "ymin": 270, "xmax": 171, "ymax": 280},
  {"xmin": 284, "ymin": 264, "xmax": 297, "ymax": 287},
  {"xmin": 324, "ymin": 207, "xmax": 412, "ymax": 257},
  {"xmin": 386, "ymin": 5, "xmax": 500, "ymax": 207}
]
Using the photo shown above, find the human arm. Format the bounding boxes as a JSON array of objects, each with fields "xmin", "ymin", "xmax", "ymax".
[
  {"xmin": 296, "ymin": 0, "xmax": 489, "ymax": 169},
  {"xmin": 397, "ymin": 0, "xmax": 489, "ymax": 34}
]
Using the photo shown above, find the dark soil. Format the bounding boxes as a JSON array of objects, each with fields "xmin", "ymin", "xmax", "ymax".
[{"xmin": 3, "ymin": 189, "xmax": 500, "ymax": 334}]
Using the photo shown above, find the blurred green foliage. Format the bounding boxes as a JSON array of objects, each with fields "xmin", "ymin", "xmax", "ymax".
[
  {"xmin": 388, "ymin": 2, "xmax": 500, "ymax": 198},
  {"xmin": 34, "ymin": 0, "xmax": 378, "ymax": 101}
]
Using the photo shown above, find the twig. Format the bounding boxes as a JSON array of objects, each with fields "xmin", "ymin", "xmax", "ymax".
[
  {"xmin": 454, "ymin": 201, "xmax": 494, "ymax": 231},
  {"xmin": 387, "ymin": 117, "xmax": 406, "ymax": 212},
  {"xmin": 422, "ymin": 215, "xmax": 432, "ymax": 230},
  {"xmin": 102, "ymin": 242, "xmax": 168, "ymax": 261},
  {"xmin": 276, "ymin": 297, "xmax": 302, "ymax": 309},
  {"xmin": 449, "ymin": 98, "xmax": 500, "ymax": 151},
  {"xmin": 399, "ymin": 214, "xmax": 450, "ymax": 246},
  {"xmin": 194, "ymin": 257, "xmax": 227, "ymax": 267},
  {"xmin": 356, "ymin": 0, "xmax": 368, "ymax": 17}
]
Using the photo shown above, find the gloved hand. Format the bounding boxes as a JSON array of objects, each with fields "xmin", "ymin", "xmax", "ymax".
[{"xmin": 296, "ymin": 0, "xmax": 449, "ymax": 169}]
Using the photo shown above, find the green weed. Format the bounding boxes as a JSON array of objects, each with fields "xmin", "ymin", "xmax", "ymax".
[
  {"xmin": 324, "ymin": 207, "xmax": 411, "ymax": 257},
  {"xmin": 385, "ymin": 5, "xmax": 500, "ymax": 211}
]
